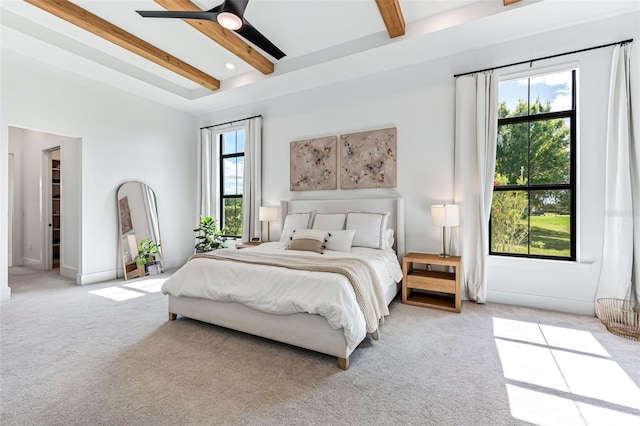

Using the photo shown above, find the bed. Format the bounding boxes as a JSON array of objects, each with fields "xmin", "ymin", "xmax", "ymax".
[{"xmin": 162, "ymin": 197, "xmax": 405, "ymax": 369}]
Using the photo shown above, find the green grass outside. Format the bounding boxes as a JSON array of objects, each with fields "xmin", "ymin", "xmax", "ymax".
[{"xmin": 493, "ymin": 214, "xmax": 571, "ymax": 257}]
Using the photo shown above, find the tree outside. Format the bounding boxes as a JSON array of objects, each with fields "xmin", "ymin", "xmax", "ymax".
[
  {"xmin": 492, "ymin": 96, "xmax": 572, "ymax": 257},
  {"xmin": 222, "ymin": 198, "xmax": 243, "ymax": 237}
]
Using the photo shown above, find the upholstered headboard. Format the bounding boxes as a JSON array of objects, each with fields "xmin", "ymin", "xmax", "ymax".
[{"xmin": 280, "ymin": 198, "xmax": 405, "ymax": 260}]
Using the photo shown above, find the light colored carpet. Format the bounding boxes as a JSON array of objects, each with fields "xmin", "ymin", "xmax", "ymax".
[{"xmin": 2, "ymin": 267, "xmax": 639, "ymax": 426}]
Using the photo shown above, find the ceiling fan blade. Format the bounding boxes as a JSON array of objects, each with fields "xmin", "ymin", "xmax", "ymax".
[
  {"xmin": 136, "ymin": 10, "xmax": 218, "ymax": 21},
  {"xmin": 237, "ymin": 19, "xmax": 285, "ymax": 60}
]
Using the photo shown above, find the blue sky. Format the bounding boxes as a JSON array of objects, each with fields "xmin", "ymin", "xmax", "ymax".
[{"xmin": 499, "ymin": 70, "xmax": 573, "ymax": 113}]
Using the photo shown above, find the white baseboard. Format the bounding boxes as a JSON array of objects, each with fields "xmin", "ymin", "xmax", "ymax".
[
  {"xmin": 78, "ymin": 270, "xmax": 117, "ymax": 285},
  {"xmin": 0, "ymin": 284, "xmax": 11, "ymax": 302},
  {"xmin": 60, "ymin": 265, "xmax": 78, "ymax": 281},
  {"xmin": 22, "ymin": 257, "xmax": 44, "ymax": 269},
  {"xmin": 487, "ymin": 289, "xmax": 596, "ymax": 316}
]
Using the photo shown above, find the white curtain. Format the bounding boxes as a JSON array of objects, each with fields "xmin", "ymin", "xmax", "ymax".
[
  {"xmin": 197, "ymin": 128, "xmax": 215, "ymax": 220},
  {"xmin": 242, "ymin": 116, "xmax": 262, "ymax": 241},
  {"xmin": 596, "ymin": 43, "xmax": 639, "ymax": 304},
  {"xmin": 452, "ymin": 72, "xmax": 498, "ymax": 303}
]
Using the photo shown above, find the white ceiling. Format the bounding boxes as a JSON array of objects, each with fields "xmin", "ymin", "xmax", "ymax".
[{"xmin": 1, "ymin": 0, "xmax": 639, "ymax": 116}]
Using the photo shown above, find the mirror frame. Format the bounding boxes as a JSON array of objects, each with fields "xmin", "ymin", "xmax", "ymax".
[{"xmin": 116, "ymin": 181, "xmax": 164, "ymax": 280}]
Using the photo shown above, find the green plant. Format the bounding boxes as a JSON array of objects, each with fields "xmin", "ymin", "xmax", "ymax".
[
  {"xmin": 194, "ymin": 215, "xmax": 225, "ymax": 252},
  {"xmin": 136, "ymin": 237, "xmax": 159, "ymax": 266}
]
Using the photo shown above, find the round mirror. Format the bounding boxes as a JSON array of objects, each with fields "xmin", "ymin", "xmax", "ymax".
[{"xmin": 117, "ymin": 181, "xmax": 164, "ymax": 280}]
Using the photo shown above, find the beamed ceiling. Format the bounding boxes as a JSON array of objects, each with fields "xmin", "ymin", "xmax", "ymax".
[{"xmin": 1, "ymin": 0, "xmax": 638, "ymax": 115}]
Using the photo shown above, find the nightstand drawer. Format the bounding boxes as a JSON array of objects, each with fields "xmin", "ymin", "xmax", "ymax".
[{"xmin": 407, "ymin": 270, "xmax": 455, "ymax": 294}]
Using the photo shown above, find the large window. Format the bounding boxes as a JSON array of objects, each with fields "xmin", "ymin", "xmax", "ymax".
[
  {"xmin": 219, "ymin": 128, "xmax": 245, "ymax": 238},
  {"xmin": 491, "ymin": 69, "xmax": 576, "ymax": 260}
]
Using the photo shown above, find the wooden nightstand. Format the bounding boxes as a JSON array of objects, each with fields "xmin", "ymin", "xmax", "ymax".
[
  {"xmin": 236, "ymin": 242, "xmax": 262, "ymax": 249},
  {"xmin": 402, "ymin": 252, "xmax": 461, "ymax": 313}
]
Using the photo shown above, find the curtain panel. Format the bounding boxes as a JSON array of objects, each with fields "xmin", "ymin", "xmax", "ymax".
[
  {"xmin": 453, "ymin": 72, "xmax": 498, "ymax": 303},
  {"xmin": 242, "ymin": 116, "xmax": 263, "ymax": 241},
  {"xmin": 596, "ymin": 43, "xmax": 639, "ymax": 305}
]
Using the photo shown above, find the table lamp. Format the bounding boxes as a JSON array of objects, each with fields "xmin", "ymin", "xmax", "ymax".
[
  {"xmin": 259, "ymin": 206, "xmax": 279, "ymax": 242},
  {"xmin": 431, "ymin": 204, "xmax": 459, "ymax": 257}
]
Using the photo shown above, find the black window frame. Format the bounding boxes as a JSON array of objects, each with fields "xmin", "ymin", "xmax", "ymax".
[
  {"xmin": 218, "ymin": 129, "xmax": 244, "ymax": 239},
  {"xmin": 490, "ymin": 69, "xmax": 577, "ymax": 261}
]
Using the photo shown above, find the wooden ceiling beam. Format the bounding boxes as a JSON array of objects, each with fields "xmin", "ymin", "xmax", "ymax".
[
  {"xmin": 24, "ymin": 0, "xmax": 220, "ymax": 91},
  {"xmin": 154, "ymin": 0, "xmax": 274, "ymax": 75},
  {"xmin": 504, "ymin": 0, "xmax": 522, "ymax": 5},
  {"xmin": 375, "ymin": 0, "xmax": 405, "ymax": 38}
]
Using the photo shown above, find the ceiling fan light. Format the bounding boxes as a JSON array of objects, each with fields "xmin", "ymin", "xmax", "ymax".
[{"xmin": 217, "ymin": 12, "xmax": 242, "ymax": 30}]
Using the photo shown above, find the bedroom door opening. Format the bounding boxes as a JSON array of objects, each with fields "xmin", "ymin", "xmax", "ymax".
[{"xmin": 7, "ymin": 126, "xmax": 82, "ymax": 283}]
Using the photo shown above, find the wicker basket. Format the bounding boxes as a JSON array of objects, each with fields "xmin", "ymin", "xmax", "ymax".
[{"xmin": 596, "ymin": 298, "xmax": 640, "ymax": 341}]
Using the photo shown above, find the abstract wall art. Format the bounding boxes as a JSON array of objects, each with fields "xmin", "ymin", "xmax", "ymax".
[
  {"xmin": 340, "ymin": 127, "xmax": 397, "ymax": 189},
  {"xmin": 290, "ymin": 136, "xmax": 337, "ymax": 191}
]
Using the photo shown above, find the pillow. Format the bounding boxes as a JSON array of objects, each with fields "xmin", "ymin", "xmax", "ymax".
[
  {"xmin": 286, "ymin": 229, "xmax": 328, "ymax": 254},
  {"xmin": 323, "ymin": 229, "xmax": 356, "ymax": 252},
  {"xmin": 382, "ymin": 229, "xmax": 395, "ymax": 251},
  {"xmin": 345, "ymin": 211, "xmax": 390, "ymax": 249},
  {"xmin": 312, "ymin": 213, "xmax": 346, "ymax": 230},
  {"xmin": 279, "ymin": 212, "xmax": 315, "ymax": 242}
]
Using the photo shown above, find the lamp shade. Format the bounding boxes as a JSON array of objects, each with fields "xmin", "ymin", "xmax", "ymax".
[
  {"xmin": 431, "ymin": 204, "xmax": 459, "ymax": 227},
  {"xmin": 259, "ymin": 206, "xmax": 279, "ymax": 222}
]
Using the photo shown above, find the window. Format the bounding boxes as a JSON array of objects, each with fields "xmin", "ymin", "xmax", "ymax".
[
  {"xmin": 219, "ymin": 128, "xmax": 245, "ymax": 238},
  {"xmin": 490, "ymin": 69, "xmax": 576, "ymax": 260}
]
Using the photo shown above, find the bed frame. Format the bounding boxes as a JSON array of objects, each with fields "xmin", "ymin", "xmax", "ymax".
[{"xmin": 168, "ymin": 197, "xmax": 405, "ymax": 369}]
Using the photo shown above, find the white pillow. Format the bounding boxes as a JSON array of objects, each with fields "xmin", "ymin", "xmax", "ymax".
[
  {"xmin": 312, "ymin": 213, "xmax": 346, "ymax": 230},
  {"xmin": 324, "ymin": 229, "xmax": 356, "ymax": 252},
  {"xmin": 345, "ymin": 211, "xmax": 389, "ymax": 249},
  {"xmin": 280, "ymin": 212, "xmax": 314, "ymax": 242},
  {"xmin": 382, "ymin": 229, "xmax": 395, "ymax": 251}
]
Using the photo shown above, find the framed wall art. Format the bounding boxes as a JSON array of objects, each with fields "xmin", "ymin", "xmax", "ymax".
[
  {"xmin": 118, "ymin": 196, "xmax": 133, "ymax": 234},
  {"xmin": 290, "ymin": 136, "xmax": 337, "ymax": 191},
  {"xmin": 340, "ymin": 127, "xmax": 397, "ymax": 189}
]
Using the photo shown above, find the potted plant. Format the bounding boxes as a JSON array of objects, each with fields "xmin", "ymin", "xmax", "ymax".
[
  {"xmin": 194, "ymin": 215, "xmax": 226, "ymax": 253},
  {"xmin": 135, "ymin": 237, "xmax": 161, "ymax": 274}
]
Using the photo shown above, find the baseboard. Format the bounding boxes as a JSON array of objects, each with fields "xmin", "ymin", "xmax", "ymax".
[
  {"xmin": 78, "ymin": 270, "xmax": 117, "ymax": 285},
  {"xmin": 0, "ymin": 285, "xmax": 11, "ymax": 302},
  {"xmin": 487, "ymin": 289, "xmax": 596, "ymax": 316},
  {"xmin": 22, "ymin": 257, "xmax": 43, "ymax": 269},
  {"xmin": 60, "ymin": 265, "xmax": 79, "ymax": 281}
]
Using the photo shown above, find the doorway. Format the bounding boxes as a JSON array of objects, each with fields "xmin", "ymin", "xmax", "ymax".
[{"xmin": 7, "ymin": 127, "xmax": 81, "ymax": 282}]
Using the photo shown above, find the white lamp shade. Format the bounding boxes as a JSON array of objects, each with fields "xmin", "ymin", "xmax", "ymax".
[
  {"xmin": 431, "ymin": 204, "xmax": 459, "ymax": 227},
  {"xmin": 259, "ymin": 206, "xmax": 279, "ymax": 222}
]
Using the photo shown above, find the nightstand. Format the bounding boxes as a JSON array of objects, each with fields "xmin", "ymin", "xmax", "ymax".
[
  {"xmin": 236, "ymin": 242, "xmax": 262, "ymax": 249},
  {"xmin": 402, "ymin": 252, "xmax": 461, "ymax": 313}
]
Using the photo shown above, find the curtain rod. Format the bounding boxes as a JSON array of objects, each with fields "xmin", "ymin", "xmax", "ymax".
[
  {"xmin": 200, "ymin": 114, "xmax": 262, "ymax": 130},
  {"xmin": 454, "ymin": 38, "xmax": 633, "ymax": 78}
]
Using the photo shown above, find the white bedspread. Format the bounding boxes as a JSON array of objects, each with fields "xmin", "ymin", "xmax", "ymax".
[{"xmin": 161, "ymin": 242, "xmax": 402, "ymax": 349}]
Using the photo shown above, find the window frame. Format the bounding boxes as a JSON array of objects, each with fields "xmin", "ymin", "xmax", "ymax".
[
  {"xmin": 218, "ymin": 128, "xmax": 245, "ymax": 238},
  {"xmin": 490, "ymin": 69, "xmax": 577, "ymax": 261}
]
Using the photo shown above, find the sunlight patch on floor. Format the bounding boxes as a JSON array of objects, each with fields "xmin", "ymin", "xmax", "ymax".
[
  {"xmin": 123, "ymin": 277, "xmax": 166, "ymax": 293},
  {"xmin": 493, "ymin": 317, "xmax": 640, "ymax": 425},
  {"xmin": 506, "ymin": 384, "xmax": 640, "ymax": 426},
  {"xmin": 89, "ymin": 286, "xmax": 145, "ymax": 301}
]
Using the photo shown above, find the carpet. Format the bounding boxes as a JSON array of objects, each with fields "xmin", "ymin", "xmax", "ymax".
[{"xmin": 2, "ymin": 268, "xmax": 639, "ymax": 425}]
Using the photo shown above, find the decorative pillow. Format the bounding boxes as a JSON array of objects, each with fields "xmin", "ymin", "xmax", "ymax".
[
  {"xmin": 312, "ymin": 213, "xmax": 346, "ymax": 230},
  {"xmin": 286, "ymin": 229, "xmax": 328, "ymax": 254},
  {"xmin": 345, "ymin": 211, "xmax": 390, "ymax": 249},
  {"xmin": 382, "ymin": 229, "xmax": 395, "ymax": 251},
  {"xmin": 323, "ymin": 229, "xmax": 356, "ymax": 252},
  {"xmin": 279, "ymin": 212, "xmax": 315, "ymax": 242}
]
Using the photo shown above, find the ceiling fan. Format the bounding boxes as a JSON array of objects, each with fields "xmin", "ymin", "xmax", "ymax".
[{"xmin": 136, "ymin": 0, "xmax": 286, "ymax": 60}]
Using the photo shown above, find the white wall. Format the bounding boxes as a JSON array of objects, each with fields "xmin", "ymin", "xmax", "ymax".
[
  {"xmin": 199, "ymin": 13, "xmax": 640, "ymax": 315},
  {"xmin": 1, "ymin": 50, "xmax": 198, "ymax": 296},
  {"xmin": 8, "ymin": 127, "xmax": 80, "ymax": 279}
]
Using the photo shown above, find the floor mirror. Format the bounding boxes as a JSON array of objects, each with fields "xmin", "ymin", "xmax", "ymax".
[{"xmin": 117, "ymin": 181, "xmax": 164, "ymax": 280}]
